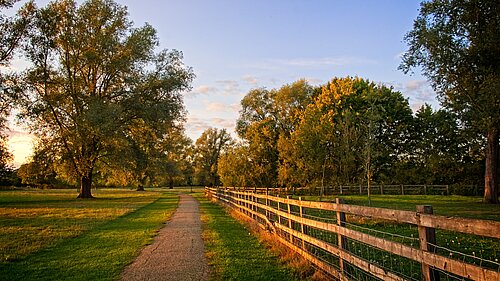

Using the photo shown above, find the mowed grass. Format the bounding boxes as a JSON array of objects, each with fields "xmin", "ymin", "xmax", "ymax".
[
  {"xmin": 299, "ymin": 194, "xmax": 500, "ymax": 274},
  {"xmin": 193, "ymin": 192, "xmax": 301, "ymax": 281},
  {"xmin": 0, "ymin": 188, "xmax": 178, "ymax": 281}
]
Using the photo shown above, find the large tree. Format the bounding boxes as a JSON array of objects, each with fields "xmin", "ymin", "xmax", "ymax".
[
  {"xmin": 236, "ymin": 80, "xmax": 315, "ymax": 188},
  {"xmin": 400, "ymin": 0, "xmax": 499, "ymax": 203},
  {"xmin": 286, "ymin": 77, "xmax": 413, "ymax": 190},
  {"xmin": 193, "ymin": 128, "xmax": 232, "ymax": 186},
  {"xmin": 20, "ymin": 0, "xmax": 194, "ymax": 198}
]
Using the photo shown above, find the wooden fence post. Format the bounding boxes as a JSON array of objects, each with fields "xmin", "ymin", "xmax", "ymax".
[
  {"xmin": 380, "ymin": 184, "xmax": 384, "ymax": 195},
  {"xmin": 401, "ymin": 184, "xmax": 405, "ymax": 195},
  {"xmin": 417, "ymin": 205, "xmax": 440, "ymax": 281},
  {"xmin": 277, "ymin": 195, "xmax": 282, "ymax": 226},
  {"xmin": 336, "ymin": 198, "xmax": 348, "ymax": 275},
  {"xmin": 299, "ymin": 197, "xmax": 305, "ymax": 250},
  {"xmin": 287, "ymin": 195, "xmax": 293, "ymax": 242},
  {"xmin": 265, "ymin": 188, "xmax": 269, "ymax": 221}
]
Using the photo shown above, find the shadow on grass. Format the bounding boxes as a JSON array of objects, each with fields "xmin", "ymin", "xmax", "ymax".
[{"xmin": 0, "ymin": 193, "xmax": 179, "ymax": 281}]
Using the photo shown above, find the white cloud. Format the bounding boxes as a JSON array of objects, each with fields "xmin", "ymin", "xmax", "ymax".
[
  {"xmin": 205, "ymin": 102, "xmax": 228, "ymax": 112},
  {"xmin": 410, "ymin": 102, "xmax": 426, "ymax": 112},
  {"xmin": 229, "ymin": 103, "xmax": 241, "ymax": 112},
  {"xmin": 405, "ymin": 80, "xmax": 427, "ymax": 91},
  {"xmin": 212, "ymin": 118, "xmax": 235, "ymax": 128},
  {"xmin": 216, "ymin": 80, "xmax": 241, "ymax": 96},
  {"xmin": 305, "ymin": 77, "xmax": 324, "ymax": 85},
  {"xmin": 249, "ymin": 56, "xmax": 378, "ymax": 70},
  {"xmin": 185, "ymin": 117, "xmax": 211, "ymax": 138},
  {"xmin": 185, "ymin": 116, "xmax": 237, "ymax": 141},
  {"xmin": 185, "ymin": 85, "xmax": 217, "ymax": 98},
  {"xmin": 242, "ymin": 75, "xmax": 258, "ymax": 85}
]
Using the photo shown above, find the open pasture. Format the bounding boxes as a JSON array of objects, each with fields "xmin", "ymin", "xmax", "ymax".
[{"xmin": 0, "ymin": 188, "xmax": 178, "ymax": 281}]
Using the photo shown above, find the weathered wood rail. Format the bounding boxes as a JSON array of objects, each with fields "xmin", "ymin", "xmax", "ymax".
[
  {"xmin": 233, "ymin": 184, "xmax": 450, "ymax": 196},
  {"xmin": 205, "ymin": 187, "xmax": 500, "ymax": 281}
]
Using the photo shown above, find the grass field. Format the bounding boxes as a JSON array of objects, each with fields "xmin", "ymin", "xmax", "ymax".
[
  {"xmin": 0, "ymin": 188, "xmax": 179, "ymax": 281},
  {"xmin": 283, "ymin": 194, "xmax": 500, "ymax": 278},
  {"xmin": 193, "ymin": 192, "xmax": 305, "ymax": 281}
]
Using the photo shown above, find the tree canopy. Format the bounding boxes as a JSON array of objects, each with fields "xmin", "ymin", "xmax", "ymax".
[
  {"xmin": 19, "ymin": 0, "xmax": 194, "ymax": 197},
  {"xmin": 400, "ymin": 0, "xmax": 499, "ymax": 203},
  {"xmin": 219, "ymin": 77, "xmax": 483, "ymax": 194}
]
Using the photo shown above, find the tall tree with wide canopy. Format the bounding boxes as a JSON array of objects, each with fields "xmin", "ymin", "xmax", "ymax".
[
  {"xmin": 400, "ymin": 0, "xmax": 499, "ymax": 203},
  {"xmin": 193, "ymin": 128, "xmax": 232, "ymax": 186},
  {"xmin": 20, "ymin": 0, "xmax": 194, "ymax": 198}
]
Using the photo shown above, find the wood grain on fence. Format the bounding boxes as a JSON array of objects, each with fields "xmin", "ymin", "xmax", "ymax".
[{"xmin": 205, "ymin": 187, "xmax": 500, "ymax": 281}]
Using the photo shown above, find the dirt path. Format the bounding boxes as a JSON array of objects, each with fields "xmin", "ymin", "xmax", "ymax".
[{"xmin": 120, "ymin": 194, "xmax": 209, "ymax": 281}]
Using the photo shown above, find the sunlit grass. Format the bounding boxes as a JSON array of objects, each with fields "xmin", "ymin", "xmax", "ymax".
[
  {"xmin": 193, "ymin": 192, "xmax": 302, "ymax": 281},
  {"xmin": 0, "ymin": 188, "xmax": 178, "ymax": 281},
  {"xmin": 294, "ymin": 194, "xmax": 500, "ymax": 276},
  {"xmin": 300, "ymin": 194, "xmax": 500, "ymax": 220}
]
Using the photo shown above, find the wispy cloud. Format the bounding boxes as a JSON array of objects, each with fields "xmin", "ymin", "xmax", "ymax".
[
  {"xmin": 249, "ymin": 56, "xmax": 378, "ymax": 70},
  {"xmin": 205, "ymin": 102, "xmax": 228, "ymax": 112},
  {"xmin": 242, "ymin": 75, "xmax": 258, "ymax": 86},
  {"xmin": 185, "ymin": 85, "xmax": 217, "ymax": 98},
  {"xmin": 185, "ymin": 116, "xmax": 236, "ymax": 140},
  {"xmin": 305, "ymin": 77, "xmax": 324, "ymax": 85},
  {"xmin": 212, "ymin": 118, "xmax": 235, "ymax": 128},
  {"xmin": 388, "ymin": 79, "xmax": 439, "ymax": 112},
  {"xmin": 229, "ymin": 103, "xmax": 241, "ymax": 112},
  {"xmin": 185, "ymin": 117, "xmax": 211, "ymax": 136},
  {"xmin": 405, "ymin": 80, "xmax": 428, "ymax": 91},
  {"xmin": 216, "ymin": 80, "xmax": 241, "ymax": 96}
]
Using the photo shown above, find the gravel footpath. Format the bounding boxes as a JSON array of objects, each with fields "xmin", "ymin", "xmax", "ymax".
[{"xmin": 120, "ymin": 194, "xmax": 210, "ymax": 281}]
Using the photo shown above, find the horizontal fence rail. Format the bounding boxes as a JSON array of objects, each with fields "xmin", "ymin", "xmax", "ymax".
[
  {"xmin": 205, "ymin": 187, "xmax": 500, "ymax": 281},
  {"xmin": 230, "ymin": 184, "xmax": 451, "ymax": 196}
]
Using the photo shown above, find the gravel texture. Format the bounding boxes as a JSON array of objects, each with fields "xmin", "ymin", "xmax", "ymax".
[{"xmin": 120, "ymin": 194, "xmax": 210, "ymax": 281}]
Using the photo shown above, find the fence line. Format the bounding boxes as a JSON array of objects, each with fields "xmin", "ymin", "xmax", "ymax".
[
  {"xmin": 231, "ymin": 184, "xmax": 451, "ymax": 196},
  {"xmin": 205, "ymin": 187, "xmax": 500, "ymax": 281}
]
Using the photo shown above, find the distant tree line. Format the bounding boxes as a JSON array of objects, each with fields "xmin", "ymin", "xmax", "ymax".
[
  {"xmin": 218, "ymin": 78, "xmax": 487, "ymax": 195},
  {"xmin": 0, "ymin": 0, "xmax": 497, "ymax": 203}
]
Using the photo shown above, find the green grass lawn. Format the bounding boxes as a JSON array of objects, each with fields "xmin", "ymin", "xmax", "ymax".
[
  {"xmin": 193, "ymin": 192, "xmax": 303, "ymax": 281},
  {"xmin": 288, "ymin": 194, "xmax": 500, "ymax": 278},
  {"xmin": 0, "ymin": 188, "xmax": 178, "ymax": 281}
]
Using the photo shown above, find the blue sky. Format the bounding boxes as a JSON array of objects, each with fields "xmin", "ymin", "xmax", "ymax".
[{"xmin": 7, "ymin": 0, "xmax": 438, "ymax": 166}]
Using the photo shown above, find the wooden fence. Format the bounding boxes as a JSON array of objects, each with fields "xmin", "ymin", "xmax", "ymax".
[
  {"xmin": 205, "ymin": 187, "xmax": 500, "ymax": 281},
  {"xmin": 231, "ymin": 184, "xmax": 450, "ymax": 196}
]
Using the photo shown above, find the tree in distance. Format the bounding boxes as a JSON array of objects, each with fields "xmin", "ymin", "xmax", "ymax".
[
  {"xmin": 400, "ymin": 0, "xmax": 500, "ymax": 203},
  {"xmin": 19, "ymin": 0, "xmax": 194, "ymax": 198},
  {"xmin": 193, "ymin": 128, "xmax": 233, "ymax": 187}
]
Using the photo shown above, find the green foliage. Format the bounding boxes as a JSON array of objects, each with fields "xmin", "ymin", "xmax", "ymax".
[
  {"xmin": 220, "ymin": 76, "xmax": 484, "ymax": 193},
  {"xmin": 193, "ymin": 128, "xmax": 233, "ymax": 186},
  {"xmin": 400, "ymin": 0, "xmax": 499, "ymax": 203},
  {"xmin": 230, "ymin": 80, "xmax": 315, "ymax": 188},
  {"xmin": 19, "ymin": 0, "xmax": 194, "ymax": 197},
  {"xmin": 0, "ymin": 189, "xmax": 178, "ymax": 281}
]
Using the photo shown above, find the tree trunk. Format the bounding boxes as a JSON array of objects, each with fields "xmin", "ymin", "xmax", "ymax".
[
  {"xmin": 136, "ymin": 185, "xmax": 145, "ymax": 191},
  {"xmin": 77, "ymin": 172, "xmax": 94, "ymax": 199},
  {"xmin": 168, "ymin": 175, "xmax": 174, "ymax": 189},
  {"xmin": 484, "ymin": 127, "xmax": 499, "ymax": 204}
]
